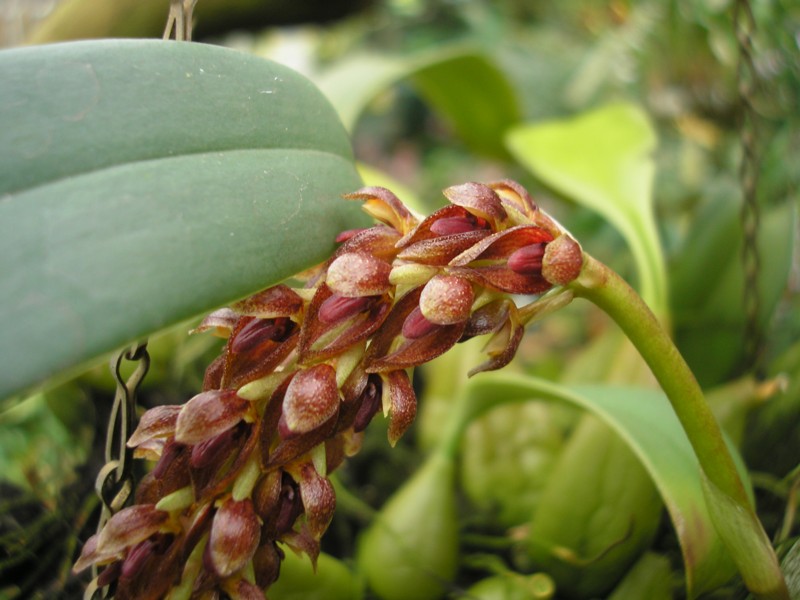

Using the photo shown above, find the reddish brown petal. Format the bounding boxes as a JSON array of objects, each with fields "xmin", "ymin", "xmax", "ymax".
[
  {"xmin": 175, "ymin": 390, "xmax": 249, "ymax": 446},
  {"xmin": 450, "ymin": 225, "xmax": 553, "ymax": 266},
  {"xmin": 281, "ymin": 524, "xmax": 321, "ymax": 571},
  {"xmin": 224, "ymin": 579, "xmax": 267, "ymax": 600},
  {"xmin": 463, "ymin": 299, "xmax": 512, "ymax": 338},
  {"xmin": 203, "ymin": 354, "xmax": 225, "ymax": 390},
  {"xmin": 73, "ymin": 533, "xmax": 109, "ymax": 573},
  {"xmin": 282, "ymin": 364, "xmax": 340, "ymax": 435},
  {"xmin": 96, "ymin": 505, "xmax": 169, "ymax": 558},
  {"xmin": 335, "ymin": 225, "xmax": 403, "ymax": 261},
  {"xmin": 343, "ymin": 186, "xmax": 418, "ymax": 234},
  {"xmin": 352, "ymin": 374, "xmax": 383, "ymax": 433},
  {"xmin": 267, "ymin": 472, "xmax": 304, "ymax": 538},
  {"xmin": 299, "ymin": 285, "xmax": 390, "ymax": 364},
  {"xmin": 364, "ymin": 288, "xmax": 466, "ymax": 372},
  {"xmin": 287, "ymin": 461, "xmax": 336, "ymax": 540},
  {"xmin": 127, "ymin": 405, "xmax": 181, "ymax": 448},
  {"xmin": 192, "ymin": 422, "xmax": 258, "ymax": 501},
  {"xmin": 190, "ymin": 308, "xmax": 238, "ymax": 337},
  {"xmin": 397, "ymin": 204, "xmax": 481, "ymax": 248},
  {"xmin": 396, "ymin": 229, "xmax": 490, "ymax": 266},
  {"xmin": 419, "ymin": 275, "xmax": 474, "ymax": 325},
  {"xmin": 468, "ymin": 317, "xmax": 525, "ymax": 376},
  {"xmin": 384, "ymin": 370, "xmax": 417, "ymax": 446},
  {"xmin": 207, "ymin": 498, "xmax": 261, "ymax": 577},
  {"xmin": 326, "ymin": 252, "xmax": 392, "ymax": 298},
  {"xmin": 443, "ymin": 182, "xmax": 508, "ymax": 227},
  {"xmin": 489, "ymin": 179, "xmax": 538, "ymax": 219},
  {"xmin": 268, "ymin": 412, "xmax": 338, "ymax": 469},
  {"xmin": 230, "ymin": 284, "xmax": 304, "ymax": 319},
  {"xmin": 222, "ymin": 316, "xmax": 299, "ymax": 390},
  {"xmin": 252, "ymin": 470, "xmax": 283, "ymax": 522}
]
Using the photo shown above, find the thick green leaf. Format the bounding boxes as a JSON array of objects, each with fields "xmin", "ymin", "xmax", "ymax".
[
  {"xmin": 0, "ymin": 40, "xmax": 366, "ymax": 401},
  {"xmin": 464, "ymin": 375, "xmax": 742, "ymax": 598},
  {"xmin": 318, "ymin": 46, "xmax": 520, "ymax": 158},
  {"xmin": 506, "ymin": 103, "xmax": 667, "ymax": 317}
]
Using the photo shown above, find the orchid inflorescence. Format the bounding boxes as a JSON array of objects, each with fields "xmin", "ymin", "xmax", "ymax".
[{"xmin": 73, "ymin": 180, "xmax": 584, "ymax": 599}]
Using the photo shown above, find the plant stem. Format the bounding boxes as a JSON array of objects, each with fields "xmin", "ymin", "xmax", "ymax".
[{"xmin": 568, "ymin": 252, "xmax": 788, "ymax": 599}]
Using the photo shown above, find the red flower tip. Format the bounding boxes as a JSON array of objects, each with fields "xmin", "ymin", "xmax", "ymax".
[{"xmin": 401, "ymin": 306, "xmax": 441, "ymax": 340}]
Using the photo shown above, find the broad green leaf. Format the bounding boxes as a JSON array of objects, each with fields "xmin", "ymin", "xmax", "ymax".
[
  {"xmin": 506, "ymin": 103, "xmax": 667, "ymax": 317},
  {"xmin": 464, "ymin": 374, "xmax": 741, "ymax": 598},
  {"xmin": 318, "ymin": 46, "xmax": 520, "ymax": 158},
  {"xmin": 0, "ymin": 40, "xmax": 367, "ymax": 401}
]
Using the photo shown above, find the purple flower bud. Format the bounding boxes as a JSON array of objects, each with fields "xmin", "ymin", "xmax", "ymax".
[
  {"xmin": 230, "ymin": 317, "xmax": 293, "ymax": 354},
  {"xmin": 318, "ymin": 294, "xmax": 372, "ymax": 324},
  {"xmin": 120, "ymin": 539, "xmax": 155, "ymax": 580},
  {"xmin": 507, "ymin": 243, "xmax": 546, "ymax": 275},
  {"xmin": 353, "ymin": 375, "xmax": 383, "ymax": 432},
  {"xmin": 429, "ymin": 216, "xmax": 482, "ymax": 235},
  {"xmin": 402, "ymin": 306, "xmax": 441, "ymax": 339}
]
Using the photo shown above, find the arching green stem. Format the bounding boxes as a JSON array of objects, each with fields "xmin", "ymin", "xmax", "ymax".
[{"xmin": 567, "ymin": 252, "xmax": 788, "ymax": 600}]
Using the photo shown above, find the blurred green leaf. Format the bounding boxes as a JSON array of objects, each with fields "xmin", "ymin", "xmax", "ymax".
[
  {"xmin": 506, "ymin": 103, "xmax": 667, "ymax": 317},
  {"xmin": 672, "ymin": 198, "xmax": 796, "ymax": 385},
  {"xmin": 270, "ymin": 549, "xmax": 363, "ymax": 600},
  {"xmin": 0, "ymin": 40, "xmax": 366, "ymax": 401},
  {"xmin": 318, "ymin": 46, "xmax": 520, "ymax": 158},
  {"xmin": 607, "ymin": 552, "xmax": 675, "ymax": 600},
  {"xmin": 464, "ymin": 375, "xmax": 743, "ymax": 598}
]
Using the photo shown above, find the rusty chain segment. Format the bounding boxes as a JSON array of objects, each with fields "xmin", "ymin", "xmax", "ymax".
[
  {"xmin": 734, "ymin": 0, "xmax": 764, "ymax": 371},
  {"xmin": 86, "ymin": 342, "xmax": 150, "ymax": 600}
]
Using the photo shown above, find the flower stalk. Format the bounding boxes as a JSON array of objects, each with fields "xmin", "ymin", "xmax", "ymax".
[{"xmin": 567, "ymin": 252, "xmax": 788, "ymax": 600}]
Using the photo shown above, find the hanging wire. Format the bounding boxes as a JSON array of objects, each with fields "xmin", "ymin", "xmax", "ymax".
[
  {"xmin": 85, "ymin": 342, "xmax": 150, "ymax": 600},
  {"xmin": 733, "ymin": 0, "xmax": 764, "ymax": 372}
]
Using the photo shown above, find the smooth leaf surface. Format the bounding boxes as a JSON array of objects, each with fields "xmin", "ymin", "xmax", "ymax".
[
  {"xmin": 0, "ymin": 40, "xmax": 367, "ymax": 401},
  {"xmin": 506, "ymin": 103, "xmax": 667, "ymax": 317},
  {"xmin": 464, "ymin": 375, "xmax": 740, "ymax": 597},
  {"xmin": 318, "ymin": 46, "xmax": 520, "ymax": 158}
]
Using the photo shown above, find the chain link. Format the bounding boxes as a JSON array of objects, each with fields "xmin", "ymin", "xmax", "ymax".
[
  {"xmin": 733, "ymin": 0, "xmax": 764, "ymax": 371},
  {"xmin": 86, "ymin": 341, "xmax": 150, "ymax": 600}
]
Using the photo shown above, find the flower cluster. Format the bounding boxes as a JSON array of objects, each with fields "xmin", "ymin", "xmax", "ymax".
[{"xmin": 73, "ymin": 180, "xmax": 582, "ymax": 599}]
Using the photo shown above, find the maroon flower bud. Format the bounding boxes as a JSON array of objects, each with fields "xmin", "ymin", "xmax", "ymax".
[
  {"xmin": 419, "ymin": 275, "xmax": 474, "ymax": 325},
  {"xmin": 507, "ymin": 242, "xmax": 546, "ymax": 275},
  {"xmin": 326, "ymin": 252, "xmax": 392, "ymax": 298},
  {"xmin": 120, "ymin": 539, "xmax": 155, "ymax": 580},
  {"xmin": 253, "ymin": 541, "xmax": 283, "ymax": 588},
  {"xmin": 230, "ymin": 317, "xmax": 293, "ymax": 354},
  {"xmin": 207, "ymin": 498, "xmax": 261, "ymax": 578},
  {"xmin": 96, "ymin": 560, "xmax": 122, "ymax": 588},
  {"xmin": 175, "ymin": 389, "xmax": 250, "ymax": 446},
  {"xmin": 274, "ymin": 473, "xmax": 304, "ymax": 536},
  {"xmin": 402, "ymin": 306, "xmax": 441, "ymax": 340},
  {"xmin": 542, "ymin": 234, "xmax": 583, "ymax": 286},
  {"xmin": 190, "ymin": 425, "xmax": 241, "ymax": 469},
  {"xmin": 353, "ymin": 375, "xmax": 383, "ymax": 432},
  {"xmin": 318, "ymin": 294, "xmax": 372, "ymax": 324},
  {"xmin": 282, "ymin": 364, "xmax": 339, "ymax": 436}
]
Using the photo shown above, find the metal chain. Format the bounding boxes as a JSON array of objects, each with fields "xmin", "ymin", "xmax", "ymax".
[
  {"xmin": 86, "ymin": 341, "xmax": 150, "ymax": 600},
  {"xmin": 734, "ymin": 0, "xmax": 764, "ymax": 372}
]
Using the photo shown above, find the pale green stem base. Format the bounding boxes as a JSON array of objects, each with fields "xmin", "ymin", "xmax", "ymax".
[{"xmin": 568, "ymin": 252, "xmax": 788, "ymax": 600}]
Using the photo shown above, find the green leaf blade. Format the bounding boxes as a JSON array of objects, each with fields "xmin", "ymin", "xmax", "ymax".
[
  {"xmin": 0, "ymin": 40, "xmax": 367, "ymax": 401},
  {"xmin": 465, "ymin": 375, "xmax": 740, "ymax": 597},
  {"xmin": 506, "ymin": 103, "xmax": 667, "ymax": 317}
]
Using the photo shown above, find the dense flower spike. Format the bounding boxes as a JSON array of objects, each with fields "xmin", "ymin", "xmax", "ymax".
[{"xmin": 75, "ymin": 180, "xmax": 583, "ymax": 597}]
